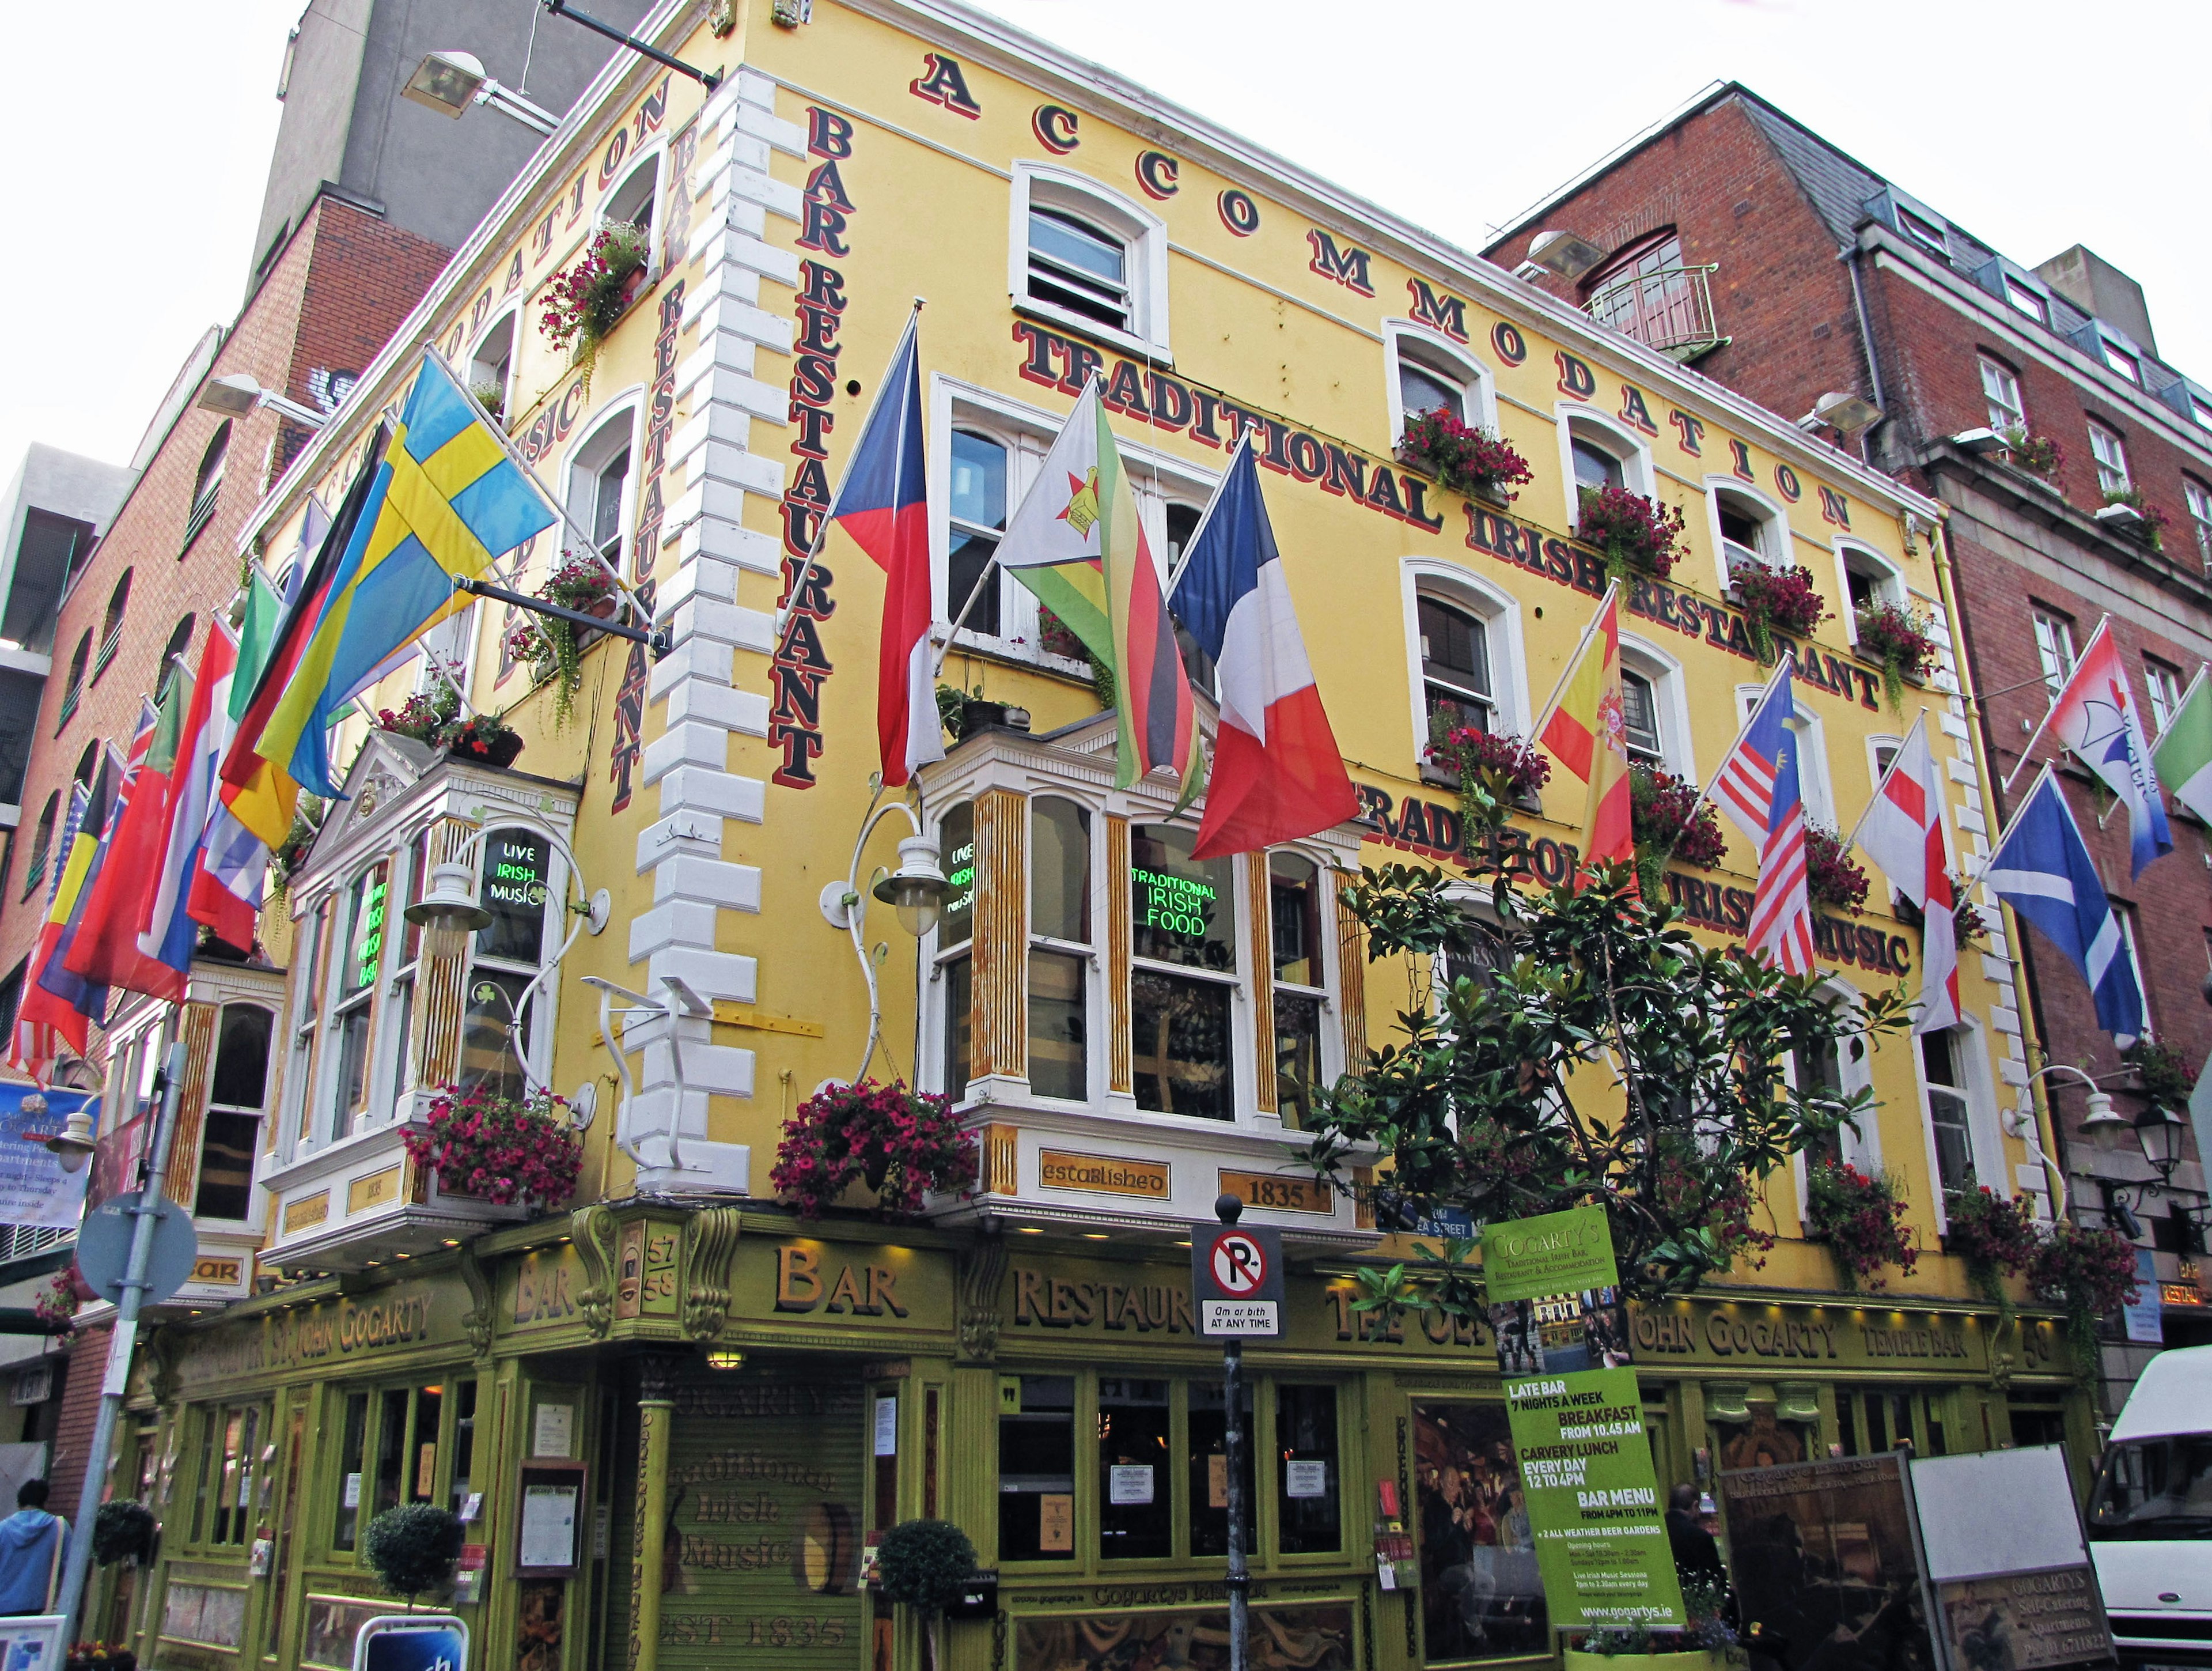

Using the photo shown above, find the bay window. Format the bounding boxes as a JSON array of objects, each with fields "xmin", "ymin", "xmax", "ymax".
[
  {"xmin": 936, "ymin": 803, "xmax": 976, "ymax": 1101},
  {"xmin": 196, "ymin": 1003, "xmax": 273, "ymax": 1222},
  {"xmin": 1029, "ymin": 797, "xmax": 1092, "ymax": 1101},
  {"xmin": 1130, "ymin": 824, "xmax": 1237, "ymax": 1119}
]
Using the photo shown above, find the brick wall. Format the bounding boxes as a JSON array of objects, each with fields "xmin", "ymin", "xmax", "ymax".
[
  {"xmin": 45, "ymin": 1321, "xmax": 105, "ymax": 1518},
  {"xmin": 0, "ymin": 196, "xmax": 449, "ymax": 1067}
]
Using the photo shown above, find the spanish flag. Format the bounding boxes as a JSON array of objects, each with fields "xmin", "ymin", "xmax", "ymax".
[
  {"xmin": 256, "ymin": 356, "xmax": 557, "ymax": 796},
  {"xmin": 1537, "ymin": 584, "xmax": 1634, "ymax": 880},
  {"xmin": 995, "ymin": 377, "xmax": 1202, "ymax": 803}
]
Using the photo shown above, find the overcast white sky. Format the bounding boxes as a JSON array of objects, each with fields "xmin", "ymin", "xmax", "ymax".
[{"xmin": 4, "ymin": 0, "xmax": 2203, "ymax": 485}]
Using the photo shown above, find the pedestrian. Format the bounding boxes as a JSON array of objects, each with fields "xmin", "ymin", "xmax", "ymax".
[
  {"xmin": 0, "ymin": 1480, "xmax": 67, "ymax": 1616},
  {"xmin": 1665, "ymin": 1482, "xmax": 1726, "ymax": 1589}
]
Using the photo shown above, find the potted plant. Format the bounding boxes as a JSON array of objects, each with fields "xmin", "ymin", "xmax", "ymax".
[
  {"xmin": 1395, "ymin": 410, "xmax": 1534, "ymax": 506},
  {"xmin": 1727, "ymin": 560, "xmax": 1828, "ymax": 662},
  {"xmin": 2000, "ymin": 425, "xmax": 2064, "ymax": 479},
  {"xmin": 1805, "ymin": 1160, "xmax": 1919, "ymax": 1290},
  {"xmin": 373, "ymin": 687, "xmax": 459, "ymax": 744},
  {"xmin": 66, "ymin": 1644, "xmax": 136, "ymax": 1671},
  {"xmin": 515, "ymin": 557, "xmax": 622, "ymax": 727},
  {"xmin": 1943, "ymin": 1179, "xmax": 2040, "ymax": 1308},
  {"xmin": 1805, "ymin": 823, "xmax": 1870, "ymax": 914},
  {"xmin": 1851, "ymin": 600, "xmax": 1936, "ymax": 713},
  {"xmin": 93, "ymin": 1500, "xmax": 157, "ymax": 1568},
  {"xmin": 361, "ymin": 1503, "xmax": 465, "ymax": 1610},
  {"xmin": 33, "ymin": 1272, "xmax": 77, "ymax": 1334},
  {"xmin": 1577, "ymin": 485, "xmax": 1687, "ymax": 582},
  {"xmin": 1037, "ymin": 604, "xmax": 1114, "ymax": 709},
  {"xmin": 875, "ymin": 1519, "xmax": 979, "ymax": 1671},
  {"xmin": 1427, "ymin": 723, "xmax": 1550, "ymax": 842},
  {"xmin": 2030, "ymin": 1218, "xmax": 2139, "ymax": 1375},
  {"xmin": 400, "ymin": 1083, "xmax": 582, "ymax": 1210},
  {"xmin": 2099, "ymin": 486, "xmax": 2171, "ymax": 552},
  {"xmin": 771, "ymin": 1080, "xmax": 978, "ymax": 1219},
  {"xmin": 1628, "ymin": 763, "xmax": 1725, "ymax": 900},
  {"xmin": 440, "ymin": 709, "xmax": 526, "ymax": 770},
  {"xmin": 471, "ymin": 383, "xmax": 508, "ymax": 431},
  {"xmin": 2124, "ymin": 1038, "xmax": 2192, "ymax": 1113},
  {"xmin": 538, "ymin": 221, "xmax": 651, "ymax": 392}
]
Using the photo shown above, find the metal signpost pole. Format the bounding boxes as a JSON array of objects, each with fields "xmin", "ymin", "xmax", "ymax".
[
  {"xmin": 1194, "ymin": 1194, "xmax": 1282, "ymax": 1671},
  {"xmin": 54, "ymin": 1038, "xmax": 188, "ymax": 1643},
  {"xmin": 1224, "ymin": 1322, "xmax": 1248, "ymax": 1671}
]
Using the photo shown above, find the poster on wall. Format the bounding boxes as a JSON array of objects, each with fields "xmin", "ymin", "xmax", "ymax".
[
  {"xmin": 1719, "ymin": 1452, "xmax": 1941, "ymax": 1671},
  {"xmin": 0, "ymin": 1086, "xmax": 97, "ymax": 1226},
  {"xmin": 1483, "ymin": 1205, "xmax": 1683, "ymax": 1632}
]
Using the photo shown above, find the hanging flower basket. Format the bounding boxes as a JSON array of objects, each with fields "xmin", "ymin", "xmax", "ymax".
[
  {"xmin": 1426, "ymin": 724, "xmax": 1548, "ymax": 841},
  {"xmin": 374, "ymin": 688, "xmax": 460, "ymax": 744},
  {"xmin": 513, "ymin": 557, "xmax": 623, "ymax": 728},
  {"xmin": 1577, "ymin": 486, "xmax": 1686, "ymax": 581},
  {"xmin": 442, "ymin": 710, "xmax": 525, "ymax": 769},
  {"xmin": 1805, "ymin": 1160, "xmax": 1919, "ymax": 1290},
  {"xmin": 1728, "ymin": 559, "xmax": 1828, "ymax": 662},
  {"xmin": 1395, "ymin": 411, "xmax": 1533, "ymax": 506},
  {"xmin": 1628, "ymin": 763, "xmax": 1724, "ymax": 899},
  {"xmin": 538, "ymin": 222, "xmax": 651, "ymax": 393},
  {"xmin": 1944, "ymin": 1180, "xmax": 2040, "ymax": 1307},
  {"xmin": 2031, "ymin": 1219, "xmax": 2139, "ymax": 1375},
  {"xmin": 1853, "ymin": 602, "xmax": 1936, "ymax": 712},
  {"xmin": 1805, "ymin": 823, "xmax": 1869, "ymax": 914},
  {"xmin": 771, "ymin": 1080, "xmax": 978, "ymax": 1219},
  {"xmin": 400, "ymin": 1083, "xmax": 581, "ymax": 1210}
]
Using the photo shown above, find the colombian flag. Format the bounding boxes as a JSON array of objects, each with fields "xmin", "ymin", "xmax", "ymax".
[
  {"xmin": 1537, "ymin": 584, "xmax": 1634, "ymax": 881},
  {"xmin": 997, "ymin": 377, "xmax": 1202, "ymax": 802}
]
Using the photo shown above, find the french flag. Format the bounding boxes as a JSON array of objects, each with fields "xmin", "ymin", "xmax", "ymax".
[
  {"xmin": 824, "ymin": 311, "xmax": 942, "ymax": 787},
  {"xmin": 1172, "ymin": 436, "xmax": 1358, "ymax": 859}
]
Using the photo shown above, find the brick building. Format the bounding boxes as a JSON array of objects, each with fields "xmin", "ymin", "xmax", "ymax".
[{"xmin": 1485, "ymin": 85, "xmax": 2212, "ymax": 1404}]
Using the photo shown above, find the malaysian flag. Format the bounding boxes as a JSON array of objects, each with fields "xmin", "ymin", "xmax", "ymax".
[{"xmin": 1710, "ymin": 662, "xmax": 1815, "ymax": 973}]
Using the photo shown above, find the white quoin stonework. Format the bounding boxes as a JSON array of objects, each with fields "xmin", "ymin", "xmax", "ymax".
[{"xmin": 622, "ymin": 67, "xmax": 804, "ymax": 1196}]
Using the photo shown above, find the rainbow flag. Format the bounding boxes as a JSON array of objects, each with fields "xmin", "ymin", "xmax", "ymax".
[
  {"xmin": 995, "ymin": 377, "xmax": 1202, "ymax": 802},
  {"xmin": 1537, "ymin": 584, "xmax": 1634, "ymax": 880}
]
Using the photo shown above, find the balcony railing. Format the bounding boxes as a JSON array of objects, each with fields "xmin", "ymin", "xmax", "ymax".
[{"xmin": 1586, "ymin": 263, "xmax": 1726, "ymax": 361}]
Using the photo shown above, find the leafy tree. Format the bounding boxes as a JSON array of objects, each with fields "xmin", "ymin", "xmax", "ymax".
[{"xmin": 1303, "ymin": 859, "xmax": 1911, "ymax": 1315}]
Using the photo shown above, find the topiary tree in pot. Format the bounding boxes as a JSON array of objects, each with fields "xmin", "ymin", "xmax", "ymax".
[
  {"xmin": 362, "ymin": 1504, "xmax": 465, "ymax": 1610},
  {"xmin": 875, "ymin": 1518, "xmax": 977, "ymax": 1671}
]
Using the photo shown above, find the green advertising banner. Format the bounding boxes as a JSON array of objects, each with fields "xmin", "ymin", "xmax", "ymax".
[{"xmin": 1486, "ymin": 1205, "xmax": 1685, "ymax": 1631}]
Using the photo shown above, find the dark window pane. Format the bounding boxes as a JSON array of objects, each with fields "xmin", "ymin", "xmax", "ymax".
[
  {"xmin": 373, "ymin": 1388, "xmax": 408, "ymax": 1516},
  {"xmin": 450, "ymin": 1381, "xmax": 479, "ymax": 1519},
  {"xmin": 1419, "ymin": 596, "xmax": 1490, "ymax": 689},
  {"xmin": 943, "ymin": 954, "xmax": 972, "ymax": 1101},
  {"xmin": 334, "ymin": 1392, "xmax": 369, "ymax": 1550},
  {"xmin": 334, "ymin": 1006, "xmax": 373, "ymax": 1135},
  {"xmin": 947, "ymin": 530, "xmax": 1001, "ymax": 637},
  {"xmin": 459, "ymin": 969, "xmax": 533, "ymax": 1101},
  {"xmin": 1718, "ymin": 500, "xmax": 1763, "ymax": 550},
  {"xmin": 1620, "ymin": 671, "xmax": 1661, "ymax": 758},
  {"xmin": 1275, "ymin": 992, "xmax": 1323, "ymax": 1132},
  {"xmin": 1414, "ymin": 1402, "xmax": 1546, "ymax": 1658},
  {"xmin": 1187, "ymin": 1379, "xmax": 1253, "ymax": 1557},
  {"xmin": 210, "ymin": 1005, "xmax": 272, "ymax": 1110},
  {"xmin": 1131, "ymin": 825, "xmax": 1235, "ymax": 971},
  {"xmin": 1400, "ymin": 361, "xmax": 1462, "ymax": 421},
  {"xmin": 340, "ymin": 863, "xmax": 390, "ymax": 999},
  {"xmin": 1270, "ymin": 855, "xmax": 1323, "ymax": 986},
  {"xmin": 999, "ymin": 1375, "xmax": 1075, "ymax": 1562},
  {"xmin": 412, "ymin": 1386, "xmax": 441, "ymax": 1503},
  {"xmin": 1131, "ymin": 970, "xmax": 1233, "ymax": 1120},
  {"xmin": 1099, "ymin": 1378, "xmax": 1171, "ymax": 1560},
  {"xmin": 1277, "ymin": 1385, "xmax": 1342, "ymax": 1553},
  {"xmin": 938, "ymin": 804, "xmax": 975, "ymax": 948},
  {"xmin": 1573, "ymin": 438, "xmax": 1622, "ymax": 492},
  {"xmin": 1027, "ymin": 951, "xmax": 1086, "ymax": 1101},
  {"xmin": 476, "ymin": 830, "xmax": 550, "ymax": 965},
  {"xmin": 193, "ymin": 1111, "xmax": 260, "ymax": 1221},
  {"xmin": 1032, "ymin": 797, "xmax": 1090, "ymax": 943}
]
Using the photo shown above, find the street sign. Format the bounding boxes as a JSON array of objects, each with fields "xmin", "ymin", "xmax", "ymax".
[
  {"xmin": 1192, "ymin": 1220, "xmax": 1284, "ymax": 1337},
  {"xmin": 74, "ymin": 1193, "xmax": 198, "ymax": 1310}
]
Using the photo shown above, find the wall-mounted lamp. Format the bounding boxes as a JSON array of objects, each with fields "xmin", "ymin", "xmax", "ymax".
[
  {"xmin": 819, "ymin": 782, "xmax": 949, "ymax": 1083},
  {"xmin": 197, "ymin": 372, "xmax": 327, "ymax": 429},
  {"xmin": 403, "ymin": 51, "xmax": 561, "ymax": 137},
  {"xmin": 28, "ymin": 1092, "xmax": 96, "ymax": 1175},
  {"xmin": 1797, "ymin": 391, "xmax": 1884, "ymax": 434},
  {"xmin": 1522, "ymin": 229, "xmax": 1606, "ymax": 282}
]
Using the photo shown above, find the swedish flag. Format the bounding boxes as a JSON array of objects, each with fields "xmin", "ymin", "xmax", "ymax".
[{"xmin": 260, "ymin": 356, "xmax": 558, "ymax": 795}]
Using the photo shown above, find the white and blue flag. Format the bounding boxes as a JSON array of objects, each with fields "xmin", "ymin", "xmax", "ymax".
[{"xmin": 1984, "ymin": 766, "xmax": 2143, "ymax": 1043}]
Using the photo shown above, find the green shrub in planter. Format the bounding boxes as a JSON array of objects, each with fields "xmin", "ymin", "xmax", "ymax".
[
  {"xmin": 362, "ymin": 1503, "xmax": 465, "ymax": 1602},
  {"xmin": 875, "ymin": 1518, "xmax": 976, "ymax": 1614},
  {"xmin": 93, "ymin": 1500, "xmax": 156, "ymax": 1566}
]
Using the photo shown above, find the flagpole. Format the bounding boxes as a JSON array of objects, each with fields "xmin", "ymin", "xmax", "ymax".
[
  {"xmin": 1164, "ymin": 429, "xmax": 1250, "ymax": 600},
  {"xmin": 775, "ymin": 300, "xmax": 925, "ymax": 644},
  {"xmin": 2002, "ymin": 613, "xmax": 2111, "ymax": 793},
  {"xmin": 1681, "ymin": 654, "xmax": 1792, "ymax": 830},
  {"xmin": 1840, "ymin": 708, "xmax": 1930, "ymax": 853},
  {"xmin": 1528, "ymin": 581, "xmax": 1620, "ymax": 743},
  {"xmin": 2150, "ymin": 661, "xmax": 2210, "ymax": 749},
  {"xmin": 1959, "ymin": 759, "xmax": 2059, "ymax": 898}
]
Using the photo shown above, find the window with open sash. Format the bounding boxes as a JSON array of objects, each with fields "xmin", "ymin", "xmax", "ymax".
[{"xmin": 1130, "ymin": 825, "xmax": 1237, "ymax": 1120}]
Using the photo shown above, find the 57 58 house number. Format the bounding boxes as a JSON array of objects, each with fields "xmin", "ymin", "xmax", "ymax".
[{"xmin": 660, "ymin": 1616, "xmax": 851, "ymax": 1648}]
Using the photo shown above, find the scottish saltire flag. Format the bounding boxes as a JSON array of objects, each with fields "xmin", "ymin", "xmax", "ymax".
[
  {"xmin": 822, "ymin": 312, "xmax": 940, "ymax": 787},
  {"xmin": 998, "ymin": 377, "xmax": 1202, "ymax": 802},
  {"xmin": 1536, "ymin": 585, "xmax": 1633, "ymax": 875},
  {"xmin": 9, "ymin": 781, "xmax": 92, "ymax": 1081},
  {"xmin": 1708, "ymin": 662, "xmax": 1814, "ymax": 973},
  {"xmin": 1170, "ymin": 436, "xmax": 1357, "ymax": 857},
  {"xmin": 258, "ymin": 357, "xmax": 558, "ymax": 795},
  {"xmin": 145, "ymin": 623, "xmax": 240, "ymax": 976},
  {"xmin": 1986, "ymin": 765, "xmax": 2143, "ymax": 1042},
  {"xmin": 2152, "ymin": 664, "xmax": 2212, "ymax": 825},
  {"xmin": 2021, "ymin": 616, "xmax": 2170, "ymax": 878},
  {"xmin": 1853, "ymin": 713, "xmax": 1960, "ymax": 1032}
]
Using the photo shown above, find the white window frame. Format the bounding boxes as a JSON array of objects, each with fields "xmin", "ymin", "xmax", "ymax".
[
  {"xmin": 1400, "ymin": 559, "xmax": 1530, "ymax": 765},
  {"xmin": 1737, "ymin": 682, "xmax": 1835, "ymax": 830},
  {"xmin": 468, "ymin": 310, "xmax": 520, "ymax": 421},
  {"xmin": 1619, "ymin": 634, "xmax": 1695, "ymax": 781},
  {"xmin": 1836, "ymin": 540, "xmax": 1905, "ymax": 639},
  {"xmin": 2031, "ymin": 607, "xmax": 2077, "ymax": 700},
  {"xmin": 198, "ymin": 1000, "xmax": 277, "ymax": 1224},
  {"xmin": 1025, "ymin": 790, "xmax": 1104, "ymax": 1109},
  {"xmin": 2117, "ymin": 907, "xmax": 2153, "ymax": 1041},
  {"xmin": 1703, "ymin": 475, "xmax": 1787, "ymax": 591},
  {"xmin": 2145, "ymin": 657, "xmax": 2184, "ymax": 735},
  {"xmin": 1916, "ymin": 1018, "xmax": 2003, "ymax": 1234},
  {"xmin": 2088, "ymin": 420, "xmax": 2131, "ymax": 495},
  {"xmin": 930, "ymin": 376, "xmax": 1216, "ymax": 669},
  {"xmin": 2002, "ymin": 278, "xmax": 2048, "ymax": 326},
  {"xmin": 1790, "ymin": 979, "xmax": 1879, "ymax": 1221},
  {"xmin": 1263, "ymin": 841, "xmax": 1344, "ymax": 1135},
  {"xmin": 1008, "ymin": 162, "xmax": 1171, "ymax": 361},
  {"xmin": 599, "ymin": 147, "xmax": 666, "ymax": 244},
  {"xmin": 564, "ymin": 396, "xmax": 643, "ymax": 577},
  {"xmin": 457, "ymin": 823, "xmax": 566, "ymax": 1099},
  {"xmin": 1382, "ymin": 323, "xmax": 1497, "ymax": 441},
  {"xmin": 1866, "ymin": 734, "xmax": 1902, "ymax": 798},
  {"xmin": 1978, "ymin": 356, "xmax": 2025, "ymax": 434},
  {"xmin": 1557, "ymin": 406, "xmax": 1654, "ymax": 533},
  {"xmin": 2186, "ymin": 477, "xmax": 2212, "ymax": 568}
]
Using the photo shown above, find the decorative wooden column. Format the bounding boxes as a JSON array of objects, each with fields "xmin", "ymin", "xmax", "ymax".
[
  {"xmin": 629, "ymin": 1358, "xmax": 678, "ymax": 1671},
  {"xmin": 411, "ymin": 818, "xmax": 475, "ymax": 1087},
  {"xmin": 1104, "ymin": 815, "xmax": 1132, "ymax": 1095},
  {"xmin": 969, "ymin": 789, "xmax": 1028, "ymax": 1084},
  {"xmin": 1333, "ymin": 871, "xmax": 1369, "ymax": 1071},
  {"xmin": 163, "ymin": 1001, "xmax": 218, "ymax": 1207},
  {"xmin": 1245, "ymin": 857, "xmax": 1277, "ymax": 1116}
]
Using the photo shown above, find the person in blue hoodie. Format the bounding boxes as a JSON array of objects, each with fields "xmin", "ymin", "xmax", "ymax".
[{"xmin": 0, "ymin": 1481, "xmax": 66, "ymax": 1616}]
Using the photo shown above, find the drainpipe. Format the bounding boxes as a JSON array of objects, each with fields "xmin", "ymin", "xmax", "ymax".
[{"xmin": 1843, "ymin": 243, "xmax": 1892, "ymax": 469}]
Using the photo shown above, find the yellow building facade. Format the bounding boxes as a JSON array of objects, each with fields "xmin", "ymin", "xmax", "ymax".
[{"xmin": 107, "ymin": 6, "xmax": 2092, "ymax": 1671}]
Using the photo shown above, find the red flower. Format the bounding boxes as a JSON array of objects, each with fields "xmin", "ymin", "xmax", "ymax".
[
  {"xmin": 1805, "ymin": 1160, "xmax": 1918, "ymax": 1289},
  {"xmin": 1395, "ymin": 411, "xmax": 1534, "ymax": 504},
  {"xmin": 770, "ymin": 1080, "xmax": 977, "ymax": 1219},
  {"xmin": 1804, "ymin": 824, "xmax": 1870, "ymax": 914},
  {"xmin": 1576, "ymin": 486, "xmax": 1687, "ymax": 579},
  {"xmin": 1728, "ymin": 560, "xmax": 1828, "ymax": 642},
  {"xmin": 400, "ymin": 1083, "xmax": 581, "ymax": 1210},
  {"xmin": 1631, "ymin": 765, "xmax": 1726, "ymax": 869}
]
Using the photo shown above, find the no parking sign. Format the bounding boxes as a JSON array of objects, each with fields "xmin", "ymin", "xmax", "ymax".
[{"xmin": 1190, "ymin": 1220, "xmax": 1284, "ymax": 1337}]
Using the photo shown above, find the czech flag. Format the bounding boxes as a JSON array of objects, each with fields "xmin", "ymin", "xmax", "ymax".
[
  {"xmin": 1170, "ymin": 436, "xmax": 1357, "ymax": 857},
  {"xmin": 821, "ymin": 312, "xmax": 941, "ymax": 787},
  {"xmin": 1537, "ymin": 585, "xmax": 1634, "ymax": 879}
]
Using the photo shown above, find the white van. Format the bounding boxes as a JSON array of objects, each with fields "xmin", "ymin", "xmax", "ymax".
[{"xmin": 2089, "ymin": 1343, "xmax": 2212, "ymax": 1670}]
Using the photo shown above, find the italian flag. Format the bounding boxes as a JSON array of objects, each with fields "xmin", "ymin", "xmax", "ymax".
[
  {"xmin": 1537, "ymin": 585, "xmax": 1634, "ymax": 880},
  {"xmin": 2152, "ymin": 664, "xmax": 2212, "ymax": 826},
  {"xmin": 997, "ymin": 378, "xmax": 1203, "ymax": 802}
]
